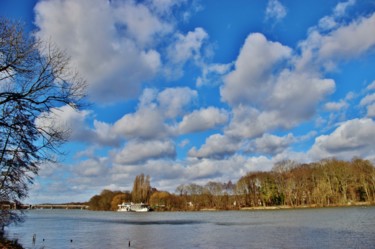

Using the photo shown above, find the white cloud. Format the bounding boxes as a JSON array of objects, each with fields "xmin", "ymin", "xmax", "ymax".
[
  {"xmin": 178, "ymin": 107, "xmax": 228, "ymax": 134},
  {"xmin": 179, "ymin": 139, "xmax": 190, "ymax": 148},
  {"xmin": 223, "ymin": 70, "xmax": 334, "ymax": 139},
  {"xmin": 114, "ymin": 140, "xmax": 176, "ymax": 164},
  {"xmin": 157, "ymin": 87, "xmax": 198, "ymax": 118},
  {"xmin": 309, "ymin": 118, "xmax": 375, "ymax": 160},
  {"xmin": 147, "ymin": 0, "xmax": 189, "ymax": 16},
  {"xmin": 247, "ymin": 133, "xmax": 295, "ymax": 155},
  {"xmin": 167, "ymin": 27, "xmax": 208, "ymax": 64},
  {"xmin": 299, "ymin": 11, "xmax": 375, "ymax": 72},
  {"xmin": 34, "ymin": 0, "xmax": 168, "ymax": 103},
  {"xmin": 265, "ymin": 0, "xmax": 287, "ymax": 22},
  {"xmin": 196, "ymin": 62, "xmax": 232, "ymax": 87},
  {"xmin": 113, "ymin": 107, "xmax": 169, "ymax": 140},
  {"xmin": 113, "ymin": 0, "xmax": 173, "ymax": 47},
  {"xmin": 221, "ymin": 33, "xmax": 292, "ymax": 106},
  {"xmin": 225, "ymin": 106, "xmax": 282, "ymax": 139},
  {"xmin": 271, "ymin": 70, "xmax": 335, "ymax": 120},
  {"xmin": 244, "ymin": 155, "xmax": 275, "ymax": 172},
  {"xmin": 165, "ymin": 27, "xmax": 209, "ymax": 79},
  {"xmin": 318, "ymin": 0, "xmax": 356, "ymax": 31},
  {"xmin": 367, "ymin": 80, "xmax": 375, "ymax": 90},
  {"xmin": 188, "ymin": 134, "xmax": 239, "ymax": 159},
  {"xmin": 360, "ymin": 93, "xmax": 375, "ymax": 106},
  {"xmin": 318, "ymin": 13, "xmax": 375, "ymax": 61},
  {"xmin": 35, "ymin": 105, "xmax": 93, "ymax": 142},
  {"xmin": 92, "ymin": 120, "xmax": 121, "ymax": 146},
  {"xmin": 366, "ymin": 104, "xmax": 375, "ymax": 118},
  {"xmin": 74, "ymin": 158, "xmax": 109, "ymax": 177},
  {"xmin": 324, "ymin": 100, "xmax": 348, "ymax": 111},
  {"xmin": 333, "ymin": 0, "xmax": 356, "ymax": 17}
]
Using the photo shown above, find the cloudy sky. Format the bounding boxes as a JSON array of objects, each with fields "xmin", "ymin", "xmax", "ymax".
[{"xmin": 2, "ymin": 0, "xmax": 375, "ymax": 203}]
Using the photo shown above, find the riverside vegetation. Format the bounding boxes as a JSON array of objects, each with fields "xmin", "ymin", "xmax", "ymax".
[{"xmin": 88, "ymin": 158, "xmax": 375, "ymax": 211}]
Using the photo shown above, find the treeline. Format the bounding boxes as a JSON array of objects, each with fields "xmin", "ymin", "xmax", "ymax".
[
  {"xmin": 236, "ymin": 158, "xmax": 375, "ymax": 207},
  {"xmin": 88, "ymin": 174, "xmax": 152, "ymax": 211},
  {"xmin": 88, "ymin": 158, "xmax": 375, "ymax": 211}
]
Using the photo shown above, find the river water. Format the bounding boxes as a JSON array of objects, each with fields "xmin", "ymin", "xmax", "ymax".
[{"xmin": 5, "ymin": 206, "xmax": 375, "ymax": 249}]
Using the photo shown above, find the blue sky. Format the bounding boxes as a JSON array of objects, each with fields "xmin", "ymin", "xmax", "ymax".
[{"xmin": 1, "ymin": 0, "xmax": 375, "ymax": 203}]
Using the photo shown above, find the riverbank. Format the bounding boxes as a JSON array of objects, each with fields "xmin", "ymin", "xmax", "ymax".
[
  {"xmin": 192, "ymin": 201, "xmax": 374, "ymax": 212},
  {"xmin": 237, "ymin": 201, "xmax": 374, "ymax": 211},
  {"xmin": 0, "ymin": 234, "xmax": 24, "ymax": 249}
]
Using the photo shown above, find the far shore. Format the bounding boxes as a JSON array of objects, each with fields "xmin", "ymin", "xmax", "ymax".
[
  {"xmin": 195, "ymin": 202, "xmax": 374, "ymax": 212},
  {"xmin": 24, "ymin": 201, "xmax": 374, "ymax": 212}
]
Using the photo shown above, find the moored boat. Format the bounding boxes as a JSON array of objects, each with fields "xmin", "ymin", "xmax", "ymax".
[{"xmin": 117, "ymin": 202, "xmax": 150, "ymax": 212}]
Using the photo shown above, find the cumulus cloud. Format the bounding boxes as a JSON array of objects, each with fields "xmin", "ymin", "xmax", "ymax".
[
  {"xmin": 225, "ymin": 106, "xmax": 282, "ymax": 139},
  {"xmin": 110, "ymin": 87, "xmax": 197, "ymax": 140},
  {"xmin": 34, "ymin": 0, "xmax": 187, "ymax": 103},
  {"xmin": 188, "ymin": 134, "xmax": 239, "ymax": 159},
  {"xmin": 74, "ymin": 157, "xmax": 110, "ymax": 177},
  {"xmin": 246, "ymin": 133, "xmax": 295, "ymax": 155},
  {"xmin": 35, "ymin": 105, "xmax": 93, "ymax": 142},
  {"xmin": 207, "ymin": 31, "xmax": 334, "ymax": 158},
  {"xmin": 113, "ymin": 107, "xmax": 169, "ymax": 140},
  {"xmin": 114, "ymin": 140, "xmax": 176, "ymax": 164},
  {"xmin": 318, "ymin": 0, "xmax": 356, "ymax": 31},
  {"xmin": 359, "ymin": 91, "xmax": 375, "ymax": 117},
  {"xmin": 157, "ymin": 87, "xmax": 198, "ymax": 118},
  {"xmin": 53, "ymin": 86, "xmax": 199, "ymax": 148},
  {"xmin": 318, "ymin": 13, "xmax": 375, "ymax": 61},
  {"xmin": 367, "ymin": 80, "xmax": 375, "ymax": 90},
  {"xmin": 222, "ymin": 70, "xmax": 334, "ymax": 139},
  {"xmin": 167, "ymin": 27, "xmax": 208, "ymax": 64},
  {"xmin": 221, "ymin": 33, "xmax": 292, "ymax": 106},
  {"xmin": 360, "ymin": 93, "xmax": 375, "ymax": 106},
  {"xmin": 165, "ymin": 27, "xmax": 209, "ymax": 79},
  {"xmin": 178, "ymin": 107, "xmax": 228, "ymax": 134},
  {"xmin": 220, "ymin": 33, "xmax": 335, "ymax": 139},
  {"xmin": 298, "ymin": 8, "xmax": 375, "ymax": 71},
  {"xmin": 196, "ymin": 62, "xmax": 232, "ymax": 87},
  {"xmin": 148, "ymin": 0, "xmax": 188, "ymax": 14},
  {"xmin": 265, "ymin": 0, "xmax": 287, "ymax": 22},
  {"xmin": 324, "ymin": 100, "xmax": 349, "ymax": 111},
  {"xmin": 366, "ymin": 104, "xmax": 375, "ymax": 118},
  {"xmin": 309, "ymin": 118, "xmax": 375, "ymax": 160}
]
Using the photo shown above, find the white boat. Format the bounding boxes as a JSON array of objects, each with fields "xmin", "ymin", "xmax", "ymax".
[{"xmin": 117, "ymin": 202, "xmax": 150, "ymax": 212}]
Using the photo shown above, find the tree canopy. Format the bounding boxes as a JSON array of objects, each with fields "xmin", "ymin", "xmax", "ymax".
[
  {"xmin": 89, "ymin": 158, "xmax": 375, "ymax": 212},
  {"xmin": 0, "ymin": 18, "xmax": 86, "ymax": 226}
]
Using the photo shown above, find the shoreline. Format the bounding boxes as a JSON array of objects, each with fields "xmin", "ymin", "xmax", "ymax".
[{"xmin": 194, "ymin": 202, "xmax": 375, "ymax": 212}]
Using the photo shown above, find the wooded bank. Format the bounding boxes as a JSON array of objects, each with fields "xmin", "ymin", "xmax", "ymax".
[{"xmin": 88, "ymin": 158, "xmax": 375, "ymax": 211}]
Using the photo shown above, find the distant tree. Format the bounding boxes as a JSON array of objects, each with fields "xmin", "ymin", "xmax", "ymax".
[
  {"xmin": 0, "ymin": 18, "xmax": 86, "ymax": 226},
  {"xmin": 111, "ymin": 192, "xmax": 131, "ymax": 211},
  {"xmin": 87, "ymin": 195, "xmax": 100, "ymax": 211},
  {"xmin": 131, "ymin": 174, "xmax": 151, "ymax": 203},
  {"xmin": 149, "ymin": 191, "xmax": 174, "ymax": 210}
]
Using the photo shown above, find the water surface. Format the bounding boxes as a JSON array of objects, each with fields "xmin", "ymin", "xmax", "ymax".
[{"xmin": 6, "ymin": 206, "xmax": 375, "ymax": 249}]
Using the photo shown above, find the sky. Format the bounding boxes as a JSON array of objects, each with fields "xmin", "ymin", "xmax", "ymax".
[{"xmin": 1, "ymin": 0, "xmax": 375, "ymax": 204}]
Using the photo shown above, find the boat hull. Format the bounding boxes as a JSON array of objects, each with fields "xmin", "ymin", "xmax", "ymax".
[{"xmin": 118, "ymin": 202, "xmax": 150, "ymax": 212}]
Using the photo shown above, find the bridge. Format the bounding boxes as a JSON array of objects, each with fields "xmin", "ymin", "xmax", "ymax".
[
  {"xmin": 11, "ymin": 204, "xmax": 89, "ymax": 210},
  {"xmin": 0, "ymin": 202, "xmax": 89, "ymax": 210},
  {"xmin": 28, "ymin": 204, "xmax": 89, "ymax": 210}
]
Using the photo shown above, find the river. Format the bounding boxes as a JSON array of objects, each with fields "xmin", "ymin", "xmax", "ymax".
[{"xmin": 5, "ymin": 206, "xmax": 375, "ymax": 249}]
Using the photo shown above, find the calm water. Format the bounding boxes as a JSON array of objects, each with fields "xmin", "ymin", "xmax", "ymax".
[{"xmin": 6, "ymin": 206, "xmax": 375, "ymax": 249}]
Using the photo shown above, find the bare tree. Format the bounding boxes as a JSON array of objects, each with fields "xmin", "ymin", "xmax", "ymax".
[
  {"xmin": 0, "ymin": 18, "xmax": 86, "ymax": 226},
  {"xmin": 131, "ymin": 174, "xmax": 151, "ymax": 203}
]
